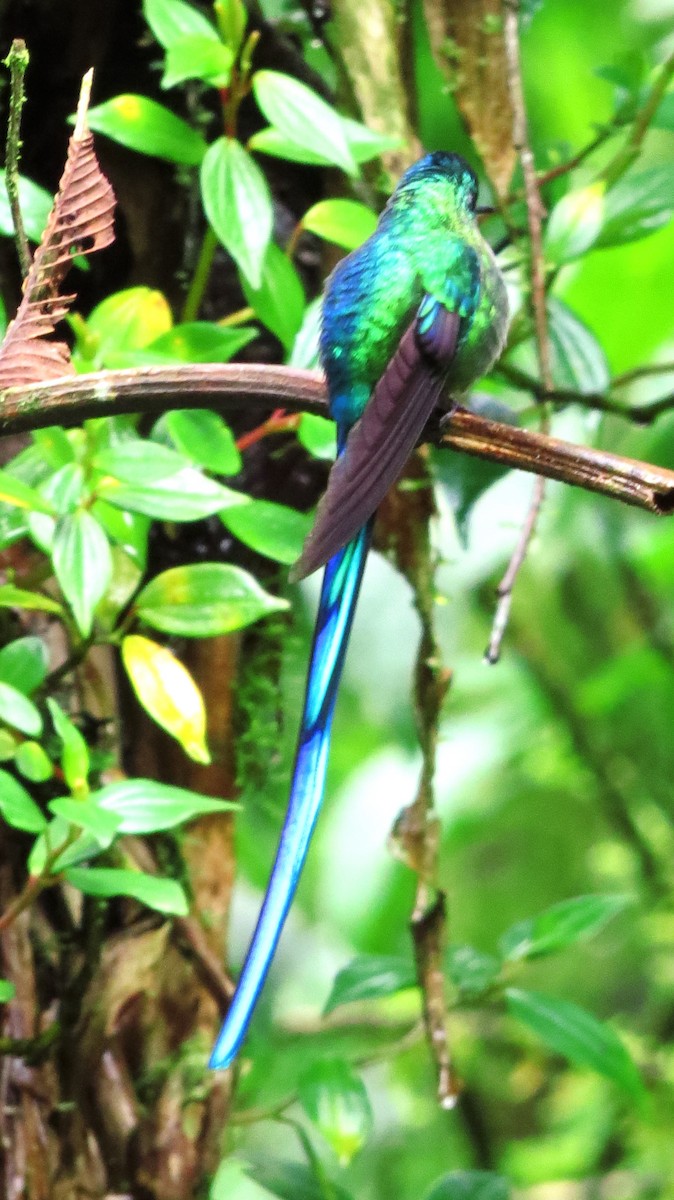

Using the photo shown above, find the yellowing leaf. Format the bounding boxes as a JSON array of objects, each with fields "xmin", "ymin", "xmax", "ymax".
[{"xmin": 121, "ymin": 634, "xmax": 210, "ymax": 763}]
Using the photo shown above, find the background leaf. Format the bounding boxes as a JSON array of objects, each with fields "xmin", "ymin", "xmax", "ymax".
[
  {"xmin": 200, "ymin": 137, "xmax": 273, "ymax": 288},
  {"xmin": 65, "ymin": 866, "xmax": 189, "ymax": 916},
  {"xmin": 86, "ymin": 95, "xmax": 207, "ymax": 165},
  {"xmin": 122, "ymin": 634, "xmax": 211, "ymax": 763},
  {"xmin": 135, "ymin": 562, "xmax": 288, "ymax": 636}
]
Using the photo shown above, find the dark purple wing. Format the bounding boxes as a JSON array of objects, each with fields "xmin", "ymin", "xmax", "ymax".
[{"xmin": 291, "ymin": 304, "xmax": 460, "ymax": 581}]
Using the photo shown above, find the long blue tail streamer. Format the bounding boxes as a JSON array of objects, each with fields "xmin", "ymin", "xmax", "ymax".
[{"xmin": 209, "ymin": 519, "xmax": 373, "ymax": 1069}]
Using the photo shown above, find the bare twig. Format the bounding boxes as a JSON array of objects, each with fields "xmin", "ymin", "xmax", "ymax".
[
  {"xmin": 2, "ymin": 364, "xmax": 674, "ymax": 513},
  {"xmin": 488, "ymin": 2, "xmax": 554, "ymax": 663},
  {"xmin": 602, "ymin": 50, "xmax": 674, "ymax": 187},
  {"xmin": 3, "ymin": 39, "xmax": 31, "ymax": 277}
]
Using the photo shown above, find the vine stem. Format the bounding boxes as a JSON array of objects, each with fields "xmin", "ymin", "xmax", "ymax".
[
  {"xmin": 3, "ymin": 38, "xmax": 31, "ymax": 277},
  {"xmin": 181, "ymin": 226, "xmax": 219, "ymax": 323},
  {"xmin": 487, "ymin": 0, "xmax": 554, "ymax": 665}
]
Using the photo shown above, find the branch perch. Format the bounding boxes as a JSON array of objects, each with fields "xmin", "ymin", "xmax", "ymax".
[{"xmin": 1, "ymin": 364, "xmax": 674, "ymax": 516}]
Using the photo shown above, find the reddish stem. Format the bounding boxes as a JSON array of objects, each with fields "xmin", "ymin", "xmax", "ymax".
[{"xmin": 236, "ymin": 408, "xmax": 300, "ymax": 452}]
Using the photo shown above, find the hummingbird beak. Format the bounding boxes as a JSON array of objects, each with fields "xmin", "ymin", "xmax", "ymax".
[{"xmin": 476, "ymin": 204, "xmax": 497, "ymax": 216}]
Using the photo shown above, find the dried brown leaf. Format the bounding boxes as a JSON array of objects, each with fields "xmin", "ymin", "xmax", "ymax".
[
  {"xmin": 422, "ymin": 0, "xmax": 516, "ymax": 199},
  {"xmin": 0, "ymin": 69, "xmax": 115, "ymax": 389}
]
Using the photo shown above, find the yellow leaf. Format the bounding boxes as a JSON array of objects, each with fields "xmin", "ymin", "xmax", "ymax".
[{"xmin": 121, "ymin": 634, "xmax": 210, "ymax": 764}]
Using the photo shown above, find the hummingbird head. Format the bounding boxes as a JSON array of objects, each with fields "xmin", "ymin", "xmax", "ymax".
[{"xmin": 392, "ymin": 151, "xmax": 479, "ymax": 217}]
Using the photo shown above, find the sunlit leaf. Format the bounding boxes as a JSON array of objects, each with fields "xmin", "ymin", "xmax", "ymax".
[
  {"xmin": 0, "ymin": 469, "xmax": 56, "ymax": 515},
  {"xmin": 78, "ymin": 286, "xmax": 173, "ymax": 369},
  {"xmin": 148, "ymin": 322, "xmax": 257, "ymax": 364},
  {"xmin": 0, "ymin": 585, "xmax": 62, "ymax": 615},
  {"xmin": 143, "ymin": 0, "xmax": 220, "ymax": 47},
  {"xmin": 93, "ymin": 776, "xmax": 236, "ymax": 833},
  {"xmin": 0, "ymin": 979, "xmax": 15, "ymax": 1002},
  {"xmin": 545, "ymin": 181, "xmax": 605, "ymax": 263},
  {"xmin": 0, "ymin": 768, "xmax": 46, "ymax": 832},
  {"xmin": 162, "ymin": 35, "xmax": 233, "ymax": 89},
  {"xmin": 302, "ymin": 199, "xmax": 377, "ymax": 250},
  {"xmin": 0, "ymin": 170, "xmax": 52, "ymax": 242},
  {"xmin": 201, "ymin": 137, "xmax": 273, "ymax": 288},
  {"xmin": 165, "ymin": 409, "xmax": 242, "ymax": 474},
  {"xmin": 49, "ymin": 797, "xmax": 122, "ymax": 840},
  {"xmin": 122, "ymin": 634, "xmax": 211, "ymax": 763},
  {"xmin": 297, "ymin": 413, "xmax": 336, "ymax": 460},
  {"xmin": 253, "ymin": 71, "xmax": 357, "ymax": 177},
  {"xmin": 0, "ymin": 682, "xmax": 42, "ymax": 738},
  {"xmin": 97, "ymin": 467, "xmax": 246, "ymax": 521},
  {"xmin": 51, "ymin": 510, "xmax": 112, "ymax": 636},
  {"xmin": 15, "ymin": 742, "xmax": 53, "ymax": 783},
  {"xmin": 94, "ymin": 440, "xmax": 192, "ymax": 484},
  {"xmin": 135, "ymin": 562, "xmax": 288, "ymax": 636},
  {"xmin": 596, "ymin": 165, "xmax": 674, "ymax": 249},
  {"xmin": 210, "ymin": 1159, "xmax": 280, "ymax": 1200},
  {"xmin": 87, "ymin": 95, "xmax": 207, "ymax": 165},
  {"xmin": 289, "ymin": 298, "xmax": 322, "ymax": 372},
  {"xmin": 47, "ymin": 699, "xmax": 90, "ymax": 796}
]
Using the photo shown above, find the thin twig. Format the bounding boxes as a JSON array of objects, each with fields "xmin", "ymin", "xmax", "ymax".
[
  {"xmin": 490, "ymin": 1, "xmax": 554, "ymax": 663},
  {"xmin": 3, "ymin": 39, "xmax": 31, "ymax": 277},
  {"xmin": 602, "ymin": 50, "xmax": 674, "ymax": 187}
]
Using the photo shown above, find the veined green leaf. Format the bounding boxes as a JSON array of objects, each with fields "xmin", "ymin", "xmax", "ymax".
[
  {"xmin": 97, "ymin": 467, "xmax": 247, "ymax": 521},
  {"xmin": 135, "ymin": 562, "xmax": 287, "ymax": 636},
  {"xmin": 0, "ymin": 469, "xmax": 56, "ymax": 515},
  {"xmin": 506, "ymin": 988, "xmax": 645, "ymax": 1101},
  {"xmin": 49, "ymin": 797, "xmax": 121, "ymax": 840},
  {"xmin": 201, "ymin": 137, "xmax": 273, "ymax": 289},
  {"xmin": 94, "ymin": 440, "xmax": 192, "ymax": 484},
  {"xmin": 65, "ymin": 866, "xmax": 189, "ymax": 916},
  {"xmin": 0, "ymin": 637, "xmax": 48, "ymax": 695},
  {"xmin": 92, "ymin": 776, "xmax": 236, "ymax": 833},
  {"xmin": 147, "ymin": 322, "xmax": 257, "ymax": 364},
  {"xmin": 0, "ymin": 683, "xmax": 42, "ymax": 738},
  {"xmin": 545, "ymin": 181, "xmax": 606, "ymax": 264},
  {"xmin": 596, "ymin": 165, "xmax": 674, "ymax": 249},
  {"xmin": 0, "ymin": 585, "xmax": 62, "ymax": 615},
  {"xmin": 324, "ymin": 955, "xmax": 416, "ymax": 1014},
  {"xmin": 86, "ymin": 95, "xmax": 207, "ymax": 165},
  {"xmin": 51, "ymin": 510, "xmax": 113, "ymax": 636},
  {"xmin": 252, "ymin": 71, "xmax": 357, "ymax": 176}
]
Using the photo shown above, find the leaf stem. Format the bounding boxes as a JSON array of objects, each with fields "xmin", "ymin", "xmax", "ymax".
[
  {"xmin": 181, "ymin": 226, "xmax": 219, "ymax": 323},
  {"xmin": 3, "ymin": 38, "xmax": 31, "ymax": 277}
]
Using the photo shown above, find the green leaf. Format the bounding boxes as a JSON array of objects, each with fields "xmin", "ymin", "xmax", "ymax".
[
  {"xmin": 97, "ymin": 467, "xmax": 246, "ymax": 521},
  {"xmin": 0, "ymin": 979, "xmax": 15, "ymax": 1002},
  {"xmin": 0, "ymin": 730, "xmax": 16, "ymax": 761},
  {"xmin": 14, "ymin": 742, "xmax": 53, "ymax": 783},
  {"xmin": 544, "ymin": 181, "xmax": 605, "ymax": 263},
  {"xmin": 298, "ymin": 1057, "xmax": 372, "ymax": 1166},
  {"xmin": 242, "ymin": 241, "xmax": 305, "ymax": 351},
  {"xmin": 0, "ymin": 585, "xmax": 62, "ymax": 615},
  {"xmin": 201, "ymin": 137, "xmax": 273, "ymax": 289},
  {"xmin": 162, "ymin": 35, "xmax": 233, "ymax": 88},
  {"xmin": 215, "ymin": 0, "xmax": 247, "ymax": 56},
  {"xmin": 500, "ymin": 894, "xmax": 633, "ymax": 962},
  {"xmin": 147, "ymin": 322, "xmax": 257, "ymax": 364},
  {"xmin": 143, "ymin": 0, "xmax": 220, "ymax": 47},
  {"xmin": 86, "ymin": 95, "xmax": 207, "ymax": 165},
  {"xmin": 0, "ymin": 637, "xmax": 48, "ymax": 695},
  {"xmin": 211, "ymin": 1159, "xmax": 281, "ymax": 1200},
  {"xmin": 424, "ymin": 1171, "xmax": 510, "ymax": 1200},
  {"xmin": 91, "ymin": 500, "xmax": 150, "ymax": 568},
  {"xmin": 135, "ymin": 562, "xmax": 288, "ymax": 636},
  {"xmin": 47, "ymin": 699, "xmax": 90, "ymax": 796},
  {"xmin": 324, "ymin": 954, "xmax": 416, "ymax": 1014},
  {"xmin": 547, "ymin": 298, "xmax": 610, "ymax": 394},
  {"xmin": 446, "ymin": 945, "xmax": 500, "ymax": 999},
  {"xmin": 252, "ymin": 71, "xmax": 357, "ymax": 176},
  {"xmin": 247, "ymin": 1160, "xmax": 353, "ymax": 1200},
  {"xmin": 289, "ymin": 297, "xmax": 322, "ymax": 371},
  {"xmin": 506, "ymin": 988, "xmax": 645, "ymax": 1100},
  {"xmin": 94, "ymin": 440, "xmax": 192, "ymax": 484},
  {"xmin": 78, "ymin": 287, "xmax": 173, "ymax": 369},
  {"xmin": 302, "ymin": 199, "xmax": 377, "ymax": 250},
  {"xmin": 0, "ymin": 768, "xmax": 46, "ymax": 832},
  {"xmin": 122, "ymin": 634, "xmax": 211, "ymax": 763},
  {"xmin": 92, "ymin": 777, "xmax": 236, "ymax": 833},
  {"xmin": 248, "ymin": 127, "xmax": 331, "ymax": 166},
  {"xmin": 341, "ymin": 117, "xmax": 401, "ymax": 163},
  {"xmin": 596, "ymin": 165, "xmax": 674, "ymax": 249},
  {"xmin": 0, "ymin": 170, "xmax": 52, "ymax": 242},
  {"xmin": 298, "ymin": 414, "xmax": 337, "ymax": 460},
  {"xmin": 65, "ymin": 867, "xmax": 189, "ymax": 916},
  {"xmin": 49, "ymin": 797, "xmax": 122, "ymax": 840},
  {"xmin": 165, "ymin": 409, "xmax": 242, "ymax": 474},
  {"xmin": 32, "ymin": 427, "xmax": 76, "ymax": 469},
  {"xmin": 0, "ymin": 468, "xmax": 56, "ymax": 515},
  {"xmin": 0, "ymin": 683, "xmax": 42, "ymax": 737},
  {"xmin": 51, "ymin": 510, "xmax": 113, "ymax": 636},
  {"xmin": 222, "ymin": 499, "xmax": 312, "ymax": 564}
]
